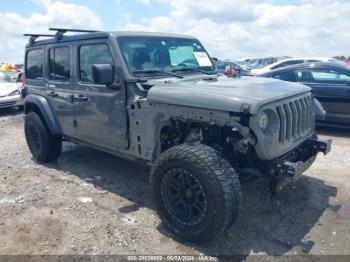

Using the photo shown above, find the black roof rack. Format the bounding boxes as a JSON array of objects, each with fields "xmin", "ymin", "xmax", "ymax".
[
  {"xmin": 23, "ymin": 34, "xmax": 56, "ymax": 45},
  {"xmin": 49, "ymin": 28, "xmax": 100, "ymax": 40},
  {"xmin": 24, "ymin": 28, "xmax": 101, "ymax": 45}
]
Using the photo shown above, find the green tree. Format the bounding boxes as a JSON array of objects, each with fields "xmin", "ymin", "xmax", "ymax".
[{"xmin": 333, "ymin": 55, "xmax": 346, "ymax": 61}]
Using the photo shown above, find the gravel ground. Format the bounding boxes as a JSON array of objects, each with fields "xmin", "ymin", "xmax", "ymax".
[{"xmin": 0, "ymin": 107, "xmax": 349, "ymax": 258}]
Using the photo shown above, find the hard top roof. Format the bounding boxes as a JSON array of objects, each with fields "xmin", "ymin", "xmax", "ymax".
[{"xmin": 25, "ymin": 30, "xmax": 197, "ymax": 47}]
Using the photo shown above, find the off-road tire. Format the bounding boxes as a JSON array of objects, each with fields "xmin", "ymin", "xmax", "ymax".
[
  {"xmin": 150, "ymin": 144, "xmax": 240, "ymax": 242},
  {"xmin": 25, "ymin": 112, "xmax": 62, "ymax": 162}
]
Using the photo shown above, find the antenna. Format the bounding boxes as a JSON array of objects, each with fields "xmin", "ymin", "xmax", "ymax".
[
  {"xmin": 49, "ymin": 28, "xmax": 100, "ymax": 40},
  {"xmin": 23, "ymin": 34, "xmax": 56, "ymax": 45}
]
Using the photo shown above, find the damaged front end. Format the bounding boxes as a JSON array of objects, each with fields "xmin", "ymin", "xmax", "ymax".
[{"xmin": 267, "ymin": 137, "xmax": 332, "ymax": 194}]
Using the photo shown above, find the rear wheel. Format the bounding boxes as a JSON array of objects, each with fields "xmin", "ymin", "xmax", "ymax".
[
  {"xmin": 150, "ymin": 144, "xmax": 240, "ymax": 242},
  {"xmin": 24, "ymin": 112, "xmax": 62, "ymax": 162}
]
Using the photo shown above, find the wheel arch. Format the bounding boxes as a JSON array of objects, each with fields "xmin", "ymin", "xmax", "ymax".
[{"xmin": 24, "ymin": 95, "xmax": 62, "ymax": 135}]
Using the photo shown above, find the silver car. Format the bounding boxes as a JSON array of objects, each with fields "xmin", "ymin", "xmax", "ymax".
[{"xmin": 0, "ymin": 70, "xmax": 23, "ymax": 110}]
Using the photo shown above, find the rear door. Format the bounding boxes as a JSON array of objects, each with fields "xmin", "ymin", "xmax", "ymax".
[
  {"xmin": 296, "ymin": 67, "xmax": 350, "ymax": 125},
  {"xmin": 46, "ymin": 45, "xmax": 77, "ymax": 137},
  {"xmin": 73, "ymin": 40, "xmax": 128, "ymax": 150}
]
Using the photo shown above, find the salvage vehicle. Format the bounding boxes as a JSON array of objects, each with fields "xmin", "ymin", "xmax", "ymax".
[
  {"xmin": 0, "ymin": 70, "xmax": 24, "ymax": 110},
  {"xmin": 260, "ymin": 62, "xmax": 350, "ymax": 129},
  {"xmin": 23, "ymin": 28, "xmax": 331, "ymax": 242}
]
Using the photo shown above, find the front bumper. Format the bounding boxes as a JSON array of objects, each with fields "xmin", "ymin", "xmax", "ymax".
[
  {"xmin": 268, "ymin": 137, "xmax": 332, "ymax": 193},
  {"xmin": 0, "ymin": 95, "xmax": 23, "ymax": 109}
]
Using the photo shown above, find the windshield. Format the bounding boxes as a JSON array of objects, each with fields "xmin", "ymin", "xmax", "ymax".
[
  {"xmin": 235, "ymin": 61, "xmax": 253, "ymax": 70},
  {"xmin": 0, "ymin": 70, "xmax": 12, "ymax": 83},
  {"xmin": 118, "ymin": 36, "xmax": 215, "ymax": 77}
]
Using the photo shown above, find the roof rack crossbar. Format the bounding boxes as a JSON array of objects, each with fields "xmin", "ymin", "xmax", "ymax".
[
  {"xmin": 49, "ymin": 28, "xmax": 99, "ymax": 33},
  {"xmin": 49, "ymin": 28, "xmax": 100, "ymax": 40},
  {"xmin": 24, "ymin": 28, "xmax": 101, "ymax": 44},
  {"xmin": 23, "ymin": 33, "xmax": 56, "ymax": 45}
]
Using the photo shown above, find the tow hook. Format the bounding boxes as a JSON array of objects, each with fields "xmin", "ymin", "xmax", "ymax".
[
  {"xmin": 268, "ymin": 161, "xmax": 300, "ymax": 195},
  {"xmin": 307, "ymin": 139, "xmax": 332, "ymax": 155}
]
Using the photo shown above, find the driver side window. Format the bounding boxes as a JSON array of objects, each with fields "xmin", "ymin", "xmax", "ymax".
[{"xmin": 79, "ymin": 43, "xmax": 114, "ymax": 83}]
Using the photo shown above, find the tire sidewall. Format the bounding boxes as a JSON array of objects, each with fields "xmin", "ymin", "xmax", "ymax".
[
  {"xmin": 152, "ymin": 153, "xmax": 230, "ymax": 240},
  {"xmin": 25, "ymin": 112, "xmax": 49, "ymax": 162}
]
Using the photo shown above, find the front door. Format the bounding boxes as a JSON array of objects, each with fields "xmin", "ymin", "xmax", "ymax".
[
  {"xmin": 73, "ymin": 41, "xmax": 128, "ymax": 150},
  {"xmin": 46, "ymin": 45, "xmax": 77, "ymax": 137},
  {"xmin": 298, "ymin": 67, "xmax": 350, "ymax": 125}
]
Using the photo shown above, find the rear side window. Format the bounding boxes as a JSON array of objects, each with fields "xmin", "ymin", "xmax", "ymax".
[
  {"xmin": 26, "ymin": 49, "xmax": 44, "ymax": 79},
  {"xmin": 79, "ymin": 44, "xmax": 113, "ymax": 83},
  {"xmin": 272, "ymin": 71, "xmax": 297, "ymax": 82},
  {"xmin": 49, "ymin": 47, "xmax": 70, "ymax": 81}
]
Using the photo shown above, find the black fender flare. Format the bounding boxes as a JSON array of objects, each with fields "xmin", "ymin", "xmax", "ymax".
[
  {"xmin": 314, "ymin": 98, "xmax": 326, "ymax": 121},
  {"xmin": 24, "ymin": 94, "xmax": 62, "ymax": 135}
]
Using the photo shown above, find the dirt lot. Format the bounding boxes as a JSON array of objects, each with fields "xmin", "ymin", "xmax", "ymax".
[{"xmin": 0, "ymin": 107, "xmax": 349, "ymax": 258}]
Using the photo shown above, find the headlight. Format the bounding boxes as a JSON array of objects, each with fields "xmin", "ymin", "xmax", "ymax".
[
  {"xmin": 258, "ymin": 112, "xmax": 269, "ymax": 130},
  {"xmin": 8, "ymin": 90, "xmax": 20, "ymax": 96}
]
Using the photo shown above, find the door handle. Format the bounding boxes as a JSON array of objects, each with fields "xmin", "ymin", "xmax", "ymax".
[
  {"xmin": 47, "ymin": 91, "xmax": 58, "ymax": 97},
  {"xmin": 74, "ymin": 94, "xmax": 89, "ymax": 102}
]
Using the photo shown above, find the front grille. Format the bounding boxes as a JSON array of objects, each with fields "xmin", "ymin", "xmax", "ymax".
[{"xmin": 276, "ymin": 94, "xmax": 314, "ymax": 144}]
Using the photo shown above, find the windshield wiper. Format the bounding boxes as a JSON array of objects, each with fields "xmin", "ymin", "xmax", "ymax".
[
  {"xmin": 171, "ymin": 67, "xmax": 217, "ymax": 75},
  {"xmin": 132, "ymin": 69, "xmax": 183, "ymax": 79}
]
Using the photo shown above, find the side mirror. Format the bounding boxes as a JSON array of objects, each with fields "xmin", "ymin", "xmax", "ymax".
[{"xmin": 92, "ymin": 64, "xmax": 115, "ymax": 85}]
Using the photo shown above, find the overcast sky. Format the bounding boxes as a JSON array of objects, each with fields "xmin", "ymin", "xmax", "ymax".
[{"xmin": 0, "ymin": 0, "xmax": 349, "ymax": 63}]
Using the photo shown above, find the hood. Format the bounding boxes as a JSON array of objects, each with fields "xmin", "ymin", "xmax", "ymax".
[
  {"xmin": 0, "ymin": 82, "xmax": 18, "ymax": 97},
  {"xmin": 147, "ymin": 75, "xmax": 311, "ymax": 114}
]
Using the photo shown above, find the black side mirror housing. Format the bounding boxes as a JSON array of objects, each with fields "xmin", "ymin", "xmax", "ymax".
[{"xmin": 92, "ymin": 64, "xmax": 115, "ymax": 85}]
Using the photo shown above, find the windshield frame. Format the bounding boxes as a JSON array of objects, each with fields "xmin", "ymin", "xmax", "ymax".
[{"xmin": 116, "ymin": 36, "xmax": 216, "ymax": 79}]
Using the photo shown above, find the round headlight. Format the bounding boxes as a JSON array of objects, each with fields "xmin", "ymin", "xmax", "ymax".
[{"xmin": 259, "ymin": 112, "xmax": 269, "ymax": 130}]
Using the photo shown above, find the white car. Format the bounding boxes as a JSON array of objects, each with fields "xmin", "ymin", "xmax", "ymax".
[
  {"xmin": 0, "ymin": 70, "xmax": 23, "ymax": 110},
  {"xmin": 252, "ymin": 57, "xmax": 334, "ymax": 75}
]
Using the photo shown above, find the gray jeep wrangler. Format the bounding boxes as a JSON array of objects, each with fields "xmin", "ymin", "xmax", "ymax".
[{"xmin": 23, "ymin": 28, "xmax": 331, "ymax": 242}]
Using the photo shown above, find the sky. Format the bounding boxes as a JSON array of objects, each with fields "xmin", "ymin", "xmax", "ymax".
[{"xmin": 0, "ymin": 0, "xmax": 349, "ymax": 64}]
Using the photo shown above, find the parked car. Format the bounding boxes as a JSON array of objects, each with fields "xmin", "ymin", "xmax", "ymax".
[
  {"xmin": 215, "ymin": 61, "xmax": 253, "ymax": 76},
  {"xmin": 23, "ymin": 28, "xmax": 331, "ymax": 243},
  {"xmin": 235, "ymin": 60, "xmax": 254, "ymax": 71},
  {"xmin": 0, "ymin": 70, "xmax": 24, "ymax": 110},
  {"xmin": 243, "ymin": 57, "xmax": 287, "ymax": 69},
  {"xmin": 260, "ymin": 62, "xmax": 350, "ymax": 128},
  {"xmin": 252, "ymin": 57, "xmax": 334, "ymax": 76}
]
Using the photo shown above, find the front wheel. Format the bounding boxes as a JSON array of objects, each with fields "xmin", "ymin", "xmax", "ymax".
[{"xmin": 150, "ymin": 144, "xmax": 240, "ymax": 242}]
